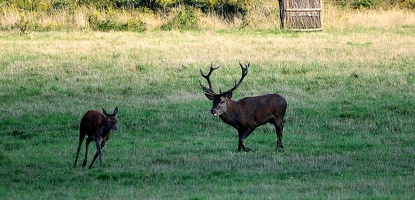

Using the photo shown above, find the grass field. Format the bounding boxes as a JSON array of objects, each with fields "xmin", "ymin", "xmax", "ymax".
[{"xmin": 1, "ymin": 24, "xmax": 415, "ymax": 199}]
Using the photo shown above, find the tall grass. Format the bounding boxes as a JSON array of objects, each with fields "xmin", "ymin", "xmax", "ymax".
[{"xmin": 324, "ymin": 4, "xmax": 415, "ymax": 31}]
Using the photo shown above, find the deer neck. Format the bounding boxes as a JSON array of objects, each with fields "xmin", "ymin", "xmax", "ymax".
[
  {"xmin": 219, "ymin": 99, "xmax": 240, "ymax": 124},
  {"xmin": 100, "ymin": 115, "xmax": 111, "ymax": 136}
]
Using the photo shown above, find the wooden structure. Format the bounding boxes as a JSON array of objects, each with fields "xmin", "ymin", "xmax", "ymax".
[{"xmin": 279, "ymin": 0, "xmax": 323, "ymax": 31}]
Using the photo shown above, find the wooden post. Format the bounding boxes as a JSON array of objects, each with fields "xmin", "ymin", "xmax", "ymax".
[{"xmin": 279, "ymin": 0, "xmax": 285, "ymax": 29}]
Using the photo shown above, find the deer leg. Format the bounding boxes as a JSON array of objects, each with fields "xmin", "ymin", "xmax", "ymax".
[
  {"xmin": 89, "ymin": 139, "xmax": 106, "ymax": 168},
  {"xmin": 73, "ymin": 133, "xmax": 86, "ymax": 167},
  {"xmin": 90, "ymin": 152, "xmax": 99, "ymax": 169},
  {"xmin": 89, "ymin": 137, "xmax": 103, "ymax": 169},
  {"xmin": 238, "ymin": 129, "xmax": 254, "ymax": 152},
  {"xmin": 274, "ymin": 119, "xmax": 285, "ymax": 150},
  {"xmin": 82, "ymin": 137, "xmax": 94, "ymax": 167}
]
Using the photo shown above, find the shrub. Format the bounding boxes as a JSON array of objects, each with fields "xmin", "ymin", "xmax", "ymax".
[
  {"xmin": 352, "ymin": 0, "xmax": 376, "ymax": 9},
  {"xmin": 96, "ymin": 19, "xmax": 127, "ymax": 31},
  {"xmin": 161, "ymin": 7, "xmax": 200, "ymax": 30},
  {"xmin": 17, "ymin": 14, "xmax": 33, "ymax": 34},
  {"xmin": 87, "ymin": 10, "xmax": 101, "ymax": 26},
  {"xmin": 400, "ymin": 0, "xmax": 415, "ymax": 10},
  {"xmin": 127, "ymin": 18, "xmax": 147, "ymax": 32}
]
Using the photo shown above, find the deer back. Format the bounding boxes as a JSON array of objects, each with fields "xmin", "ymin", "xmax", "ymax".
[{"xmin": 220, "ymin": 94, "xmax": 287, "ymax": 130}]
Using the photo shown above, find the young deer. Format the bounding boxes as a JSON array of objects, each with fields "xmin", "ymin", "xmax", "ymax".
[
  {"xmin": 199, "ymin": 63, "xmax": 287, "ymax": 152},
  {"xmin": 73, "ymin": 107, "xmax": 118, "ymax": 168}
]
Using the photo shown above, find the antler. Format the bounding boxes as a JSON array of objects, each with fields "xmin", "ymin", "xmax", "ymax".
[
  {"xmin": 199, "ymin": 64, "xmax": 219, "ymax": 95},
  {"xmin": 224, "ymin": 62, "xmax": 249, "ymax": 94}
]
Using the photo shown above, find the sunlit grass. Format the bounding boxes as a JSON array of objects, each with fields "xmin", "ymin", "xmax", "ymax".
[{"xmin": 0, "ymin": 23, "xmax": 415, "ymax": 199}]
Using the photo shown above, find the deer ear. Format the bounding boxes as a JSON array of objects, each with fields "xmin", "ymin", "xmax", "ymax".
[
  {"xmin": 102, "ymin": 108, "xmax": 108, "ymax": 115},
  {"xmin": 113, "ymin": 107, "xmax": 118, "ymax": 116},
  {"xmin": 205, "ymin": 93, "xmax": 215, "ymax": 100}
]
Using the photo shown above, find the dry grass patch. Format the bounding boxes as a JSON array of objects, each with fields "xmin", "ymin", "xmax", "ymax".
[{"xmin": 324, "ymin": 5, "xmax": 415, "ymax": 30}]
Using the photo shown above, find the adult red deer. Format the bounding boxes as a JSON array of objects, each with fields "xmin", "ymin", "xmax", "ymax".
[
  {"xmin": 199, "ymin": 63, "xmax": 287, "ymax": 152},
  {"xmin": 73, "ymin": 107, "xmax": 118, "ymax": 168}
]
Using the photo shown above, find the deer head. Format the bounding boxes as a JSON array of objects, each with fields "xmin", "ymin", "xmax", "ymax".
[
  {"xmin": 103, "ymin": 107, "xmax": 118, "ymax": 131},
  {"xmin": 199, "ymin": 63, "xmax": 249, "ymax": 116}
]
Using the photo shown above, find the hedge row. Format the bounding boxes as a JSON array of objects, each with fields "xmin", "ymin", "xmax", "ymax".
[
  {"xmin": 1, "ymin": 0, "xmax": 413, "ymax": 32},
  {"xmin": 1, "ymin": 0, "xmax": 414, "ymax": 14},
  {"xmin": 0, "ymin": 0, "xmax": 254, "ymax": 17}
]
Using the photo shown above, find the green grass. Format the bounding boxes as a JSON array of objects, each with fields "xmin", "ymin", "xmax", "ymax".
[{"xmin": 0, "ymin": 28, "xmax": 415, "ymax": 199}]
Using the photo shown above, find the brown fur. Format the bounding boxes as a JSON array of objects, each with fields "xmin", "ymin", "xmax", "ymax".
[
  {"xmin": 200, "ymin": 63, "xmax": 287, "ymax": 152},
  {"xmin": 73, "ymin": 107, "xmax": 118, "ymax": 168}
]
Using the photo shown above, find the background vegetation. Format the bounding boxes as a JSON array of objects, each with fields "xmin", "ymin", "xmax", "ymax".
[
  {"xmin": 0, "ymin": 0, "xmax": 415, "ymax": 199},
  {"xmin": 1, "ymin": 0, "xmax": 415, "ymax": 32}
]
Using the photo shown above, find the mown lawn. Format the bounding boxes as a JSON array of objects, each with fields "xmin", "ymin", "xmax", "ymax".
[{"xmin": 0, "ymin": 28, "xmax": 414, "ymax": 199}]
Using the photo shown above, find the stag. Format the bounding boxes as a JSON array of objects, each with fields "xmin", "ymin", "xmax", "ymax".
[
  {"xmin": 199, "ymin": 63, "xmax": 287, "ymax": 152},
  {"xmin": 73, "ymin": 107, "xmax": 118, "ymax": 168}
]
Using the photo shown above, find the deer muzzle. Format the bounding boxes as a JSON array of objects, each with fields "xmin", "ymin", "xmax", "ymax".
[{"xmin": 211, "ymin": 109, "xmax": 219, "ymax": 117}]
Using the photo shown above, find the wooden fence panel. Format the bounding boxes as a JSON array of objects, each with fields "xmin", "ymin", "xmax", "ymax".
[{"xmin": 280, "ymin": 0, "xmax": 323, "ymax": 31}]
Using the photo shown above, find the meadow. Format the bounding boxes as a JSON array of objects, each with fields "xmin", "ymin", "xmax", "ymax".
[{"xmin": 1, "ymin": 10, "xmax": 415, "ymax": 199}]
